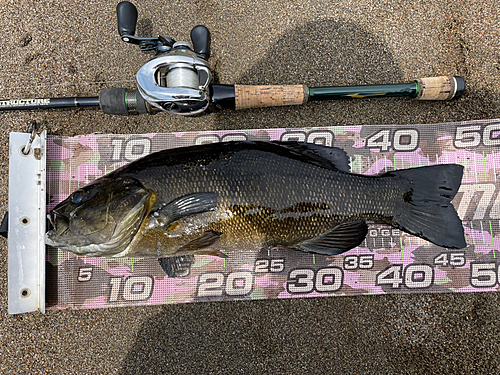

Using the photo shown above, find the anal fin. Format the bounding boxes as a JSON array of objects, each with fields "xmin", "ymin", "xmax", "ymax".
[{"xmin": 296, "ymin": 220, "xmax": 368, "ymax": 255}]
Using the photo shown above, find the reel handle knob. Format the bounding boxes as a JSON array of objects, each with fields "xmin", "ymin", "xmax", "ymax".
[
  {"xmin": 117, "ymin": 1, "xmax": 138, "ymax": 37},
  {"xmin": 190, "ymin": 25, "xmax": 211, "ymax": 59}
]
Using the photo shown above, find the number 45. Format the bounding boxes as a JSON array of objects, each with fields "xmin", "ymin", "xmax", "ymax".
[{"xmin": 433, "ymin": 253, "xmax": 466, "ymax": 267}]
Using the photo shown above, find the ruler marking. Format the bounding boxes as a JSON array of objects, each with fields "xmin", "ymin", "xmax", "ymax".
[
  {"xmin": 490, "ymin": 220, "xmax": 496, "ymax": 258},
  {"xmin": 471, "ymin": 222, "xmax": 477, "ymax": 245},
  {"xmin": 474, "ymin": 152, "xmax": 479, "ymax": 183},
  {"xmin": 480, "ymin": 220, "xmax": 486, "ymax": 244},
  {"xmin": 483, "ymin": 151, "xmax": 488, "ymax": 182},
  {"xmin": 400, "ymin": 237, "xmax": 404, "ymax": 261}
]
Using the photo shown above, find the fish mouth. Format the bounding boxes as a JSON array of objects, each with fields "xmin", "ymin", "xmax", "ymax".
[
  {"xmin": 45, "ymin": 232, "xmax": 64, "ymax": 247},
  {"xmin": 44, "ymin": 209, "xmax": 114, "ymax": 250},
  {"xmin": 45, "ymin": 211, "xmax": 70, "ymax": 247}
]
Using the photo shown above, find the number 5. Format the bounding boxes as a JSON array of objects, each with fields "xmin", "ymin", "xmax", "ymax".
[
  {"xmin": 470, "ymin": 263, "xmax": 496, "ymax": 287},
  {"xmin": 78, "ymin": 267, "xmax": 93, "ymax": 282},
  {"xmin": 454, "ymin": 125, "xmax": 481, "ymax": 148},
  {"xmin": 270, "ymin": 259, "xmax": 285, "ymax": 272}
]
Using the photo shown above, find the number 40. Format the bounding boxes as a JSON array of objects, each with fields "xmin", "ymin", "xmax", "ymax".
[{"xmin": 366, "ymin": 129, "xmax": 418, "ymax": 152}]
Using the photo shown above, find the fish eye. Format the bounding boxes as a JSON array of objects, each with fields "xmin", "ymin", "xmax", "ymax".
[{"xmin": 71, "ymin": 190, "xmax": 85, "ymax": 205}]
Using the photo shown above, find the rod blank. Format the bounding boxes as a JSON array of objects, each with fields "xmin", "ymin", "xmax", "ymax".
[
  {"xmin": 0, "ymin": 97, "xmax": 100, "ymax": 111},
  {"xmin": 0, "ymin": 76, "xmax": 465, "ymax": 114}
]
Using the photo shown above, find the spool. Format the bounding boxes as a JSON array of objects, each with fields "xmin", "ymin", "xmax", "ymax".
[{"xmin": 166, "ymin": 66, "xmax": 199, "ymax": 89}]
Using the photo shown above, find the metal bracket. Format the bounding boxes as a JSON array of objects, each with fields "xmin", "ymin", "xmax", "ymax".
[{"xmin": 8, "ymin": 130, "xmax": 46, "ymax": 314}]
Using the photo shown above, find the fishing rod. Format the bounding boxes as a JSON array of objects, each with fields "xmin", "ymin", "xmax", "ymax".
[{"xmin": 0, "ymin": 1, "xmax": 465, "ymax": 116}]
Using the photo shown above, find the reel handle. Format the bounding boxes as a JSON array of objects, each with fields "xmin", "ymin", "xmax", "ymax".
[
  {"xmin": 190, "ymin": 25, "xmax": 211, "ymax": 59},
  {"xmin": 116, "ymin": 1, "xmax": 138, "ymax": 37}
]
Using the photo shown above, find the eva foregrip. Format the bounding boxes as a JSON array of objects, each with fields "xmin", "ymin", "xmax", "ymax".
[
  {"xmin": 416, "ymin": 76, "xmax": 465, "ymax": 100},
  {"xmin": 234, "ymin": 85, "xmax": 308, "ymax": 110}
]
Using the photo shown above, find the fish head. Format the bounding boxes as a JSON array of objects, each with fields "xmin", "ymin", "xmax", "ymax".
[{"xmin": 46, "ymin": 176, "xmax": 156, "ymax": 256}]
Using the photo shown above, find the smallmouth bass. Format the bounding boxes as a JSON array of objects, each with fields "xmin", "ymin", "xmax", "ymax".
[{"xmin": 46, "ymin": 141, "xmax": 466, "ymax": 276}]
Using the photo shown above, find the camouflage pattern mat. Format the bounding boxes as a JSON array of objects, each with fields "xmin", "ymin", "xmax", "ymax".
[{"xmin": 46, "ymin": 119, "xmax": 500, "ymax": 310}]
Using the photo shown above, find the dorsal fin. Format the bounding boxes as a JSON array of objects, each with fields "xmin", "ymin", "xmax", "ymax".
[{"xmin": 272, "ymin": 141, "xmax": 350, "ymax": 172}]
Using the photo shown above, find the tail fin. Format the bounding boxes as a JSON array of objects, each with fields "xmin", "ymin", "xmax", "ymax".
[{"xmin": 387, "ymin": 164, "xmax": 466, "ymax": 249}]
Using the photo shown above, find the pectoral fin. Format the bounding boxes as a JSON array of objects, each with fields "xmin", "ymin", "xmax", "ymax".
[
  {"xmin": 296, "ymin": 220, "xmax": 368, "ymax": 255},
  {"xmin": 151, "ymin": 192, "xmax": 218, "ymax": 228},
  {"xmin": 158, "ymin": 255, "xmax": 194, "ymax": 277}
]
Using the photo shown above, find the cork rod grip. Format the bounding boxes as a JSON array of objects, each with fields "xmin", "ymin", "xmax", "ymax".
[
  {"xmin": 234, "ymin": 85, "xmax": 308, "ymax": 110},
  {"xmin": 416, "ymin": 76, "xmax": 465, "ymax": 100}
]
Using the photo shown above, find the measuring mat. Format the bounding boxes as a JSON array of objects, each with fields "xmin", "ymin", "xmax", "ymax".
[{"xmin": 32, "ymin": 119, "xmax": 500, "ymax": 310}]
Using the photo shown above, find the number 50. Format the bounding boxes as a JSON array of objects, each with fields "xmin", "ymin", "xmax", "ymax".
[{"xmin": 454, "ymin": 124, "xmax": 500, "ymax": 148}]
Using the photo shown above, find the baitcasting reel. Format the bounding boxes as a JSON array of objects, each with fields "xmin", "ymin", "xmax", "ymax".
[
  {"xmin": 116, "ymin": 1, "xmax": 212, "ymax": 115},
  {"xmin": 0, "ymin": 1, "xmax": 465, "ymax": 115}
]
